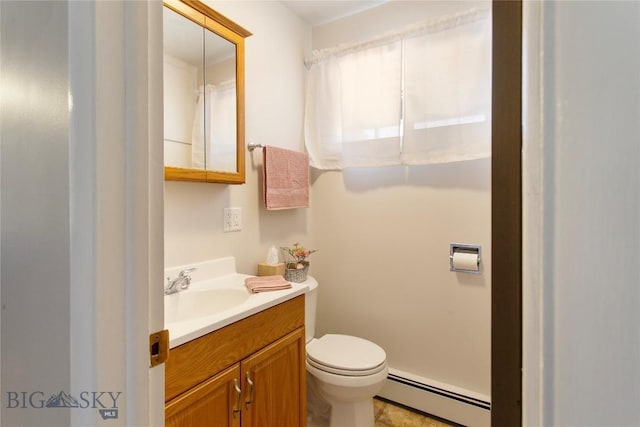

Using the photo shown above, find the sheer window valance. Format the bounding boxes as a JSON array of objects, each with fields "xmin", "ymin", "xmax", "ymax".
[{"xmin": 304, "ymin": 8, "xmax": 491, "ymax": 170}]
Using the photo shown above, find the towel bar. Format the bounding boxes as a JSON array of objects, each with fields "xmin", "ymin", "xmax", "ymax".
[{"xmin": 248, "ymin": 142, "xmax": 265, "ymax": 152}]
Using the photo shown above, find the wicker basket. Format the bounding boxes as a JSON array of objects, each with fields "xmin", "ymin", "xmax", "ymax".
[{"xmin": 284, "ymin": 262, "xmax": 309, "ymax": 283}]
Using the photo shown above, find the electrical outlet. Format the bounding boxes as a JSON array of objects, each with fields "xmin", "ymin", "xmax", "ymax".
[
  {"xmin": 231, "ymin": 207, "xmax": 241, "ymax": 230},
  {"xmin": 223, "ymin": 207, "xmax": 242, "ymax": 232}
]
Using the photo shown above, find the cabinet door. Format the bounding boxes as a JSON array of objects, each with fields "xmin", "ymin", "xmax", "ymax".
[
  {"xmin": 166, "ymin": 364, "xmax": 242, "ymax": 427},
  {"xmin": 241, "ymin": 328, "xmax": 306, "ymax": 427}
]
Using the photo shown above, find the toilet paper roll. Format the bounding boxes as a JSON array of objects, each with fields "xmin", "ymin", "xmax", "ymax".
[{"xmin": 452, "ymin": 252, "xmax": 479, "ymax": 272}]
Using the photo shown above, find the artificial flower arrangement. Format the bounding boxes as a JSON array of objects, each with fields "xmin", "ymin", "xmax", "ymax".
[{"xmin": 281, "ymin": 242, "xmax": 318, "ymax": 269}]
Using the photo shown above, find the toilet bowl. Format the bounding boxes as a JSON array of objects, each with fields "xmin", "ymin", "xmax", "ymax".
[{"xmin": 304, "ymin": 278, "xmax": 388, "ymax": 427}]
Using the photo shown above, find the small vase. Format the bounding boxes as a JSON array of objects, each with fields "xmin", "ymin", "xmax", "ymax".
[{"xmin": 284, "ymin": 261, "xmax": 309, "ymax": 283}]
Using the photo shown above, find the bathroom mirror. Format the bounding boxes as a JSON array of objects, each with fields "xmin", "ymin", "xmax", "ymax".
[{"xmin": 163, "ymin": 0, "xmax": 251, "ymax": 184}]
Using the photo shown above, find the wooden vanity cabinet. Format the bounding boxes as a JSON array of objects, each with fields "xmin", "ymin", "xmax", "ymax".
[
  {"xmin": 165, "ymin": 296, "xmax": 306, "ymax": 427},
  {"xmin": 166, "ymin": 364, "xmax": 240, "ymax": 427},
  {"xmin": 241, "ymin": 329, "xmax": 305, "ymax": 427}
]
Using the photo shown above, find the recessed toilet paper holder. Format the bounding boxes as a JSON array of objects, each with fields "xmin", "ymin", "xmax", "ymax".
[{"xmin": 449, "ymin": 243, "xmax": 481, "ymax": 274}]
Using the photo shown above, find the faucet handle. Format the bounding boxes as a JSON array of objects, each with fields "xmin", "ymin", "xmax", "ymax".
[
  {"xmin": 178, "ymin": 267, "xmax": 197, "ymax": 277},
  {"xmin": 178, "ymin": 267, "xmax": 196, "ymax": 290}
]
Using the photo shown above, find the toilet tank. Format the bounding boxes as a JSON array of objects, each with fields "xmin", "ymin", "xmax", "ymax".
[{"xmin": 304, "ymin": 277, "xmax": 318, "ymax": 343}]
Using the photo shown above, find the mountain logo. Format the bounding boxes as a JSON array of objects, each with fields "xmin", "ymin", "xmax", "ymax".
[
  {"xmin": 6, "ymin": 389, "xmax": 121, "ymax": 420},
  {"xmin": 45, "ymin": 391, "xmax": 80, "ymax": 408}
]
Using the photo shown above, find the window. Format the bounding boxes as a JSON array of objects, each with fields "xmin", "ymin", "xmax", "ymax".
[{"xmin": 304, "ymin": 8, "xmax": 491, "ymax": 170}]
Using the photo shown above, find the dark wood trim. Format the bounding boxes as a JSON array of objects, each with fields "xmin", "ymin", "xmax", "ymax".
[{"xmin": 491, "ymin": 1, "xmax": 523, "ymax": 426}]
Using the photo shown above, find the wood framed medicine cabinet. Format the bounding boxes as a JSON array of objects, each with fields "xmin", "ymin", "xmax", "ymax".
[{"xmin": 163, "ymin": 0, "xmax": 251, "ymax": 184}]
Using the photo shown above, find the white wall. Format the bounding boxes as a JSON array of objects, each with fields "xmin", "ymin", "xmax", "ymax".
[
  {"xmin": 528, "ymin": 1, "xmax": 640, "ymax": 425},
  {"xmin": 164, "ymin": 2, "xmax": 314, "ymax": 274},
  {"xmin": 310, "ymin": 1, "xmax": 491, "ymax": 399}
]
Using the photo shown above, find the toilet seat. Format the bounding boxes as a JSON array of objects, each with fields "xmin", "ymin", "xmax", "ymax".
[{"xmin": 306, "ymin": 334, "xmax": 387, "ymax": 377}]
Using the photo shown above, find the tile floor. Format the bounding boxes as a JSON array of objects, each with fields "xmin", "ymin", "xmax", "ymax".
[
  {"xmin": 307, "ymin": 398, "xmax": 455, "ymax": 427},
  {"xmin": 374, "ymin": 398, "xmax": 455, "ymax": 427}
]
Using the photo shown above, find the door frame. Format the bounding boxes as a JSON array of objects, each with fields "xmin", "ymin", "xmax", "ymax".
[{"xmin": 491, "ymin": 1, "xmax": 523, "ymax": 426}]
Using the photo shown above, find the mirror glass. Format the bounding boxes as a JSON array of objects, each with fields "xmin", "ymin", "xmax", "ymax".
[
  {"xmin": 163, "ymin": 0, "xmax": 249, "ymax": 183},
  {"xmin": 202, "ymin": 28, "xmax": 237, "ymax": 172},
  {"xmin": 163, "ymin": 7, "xmax": 205, "ymax": 169}
]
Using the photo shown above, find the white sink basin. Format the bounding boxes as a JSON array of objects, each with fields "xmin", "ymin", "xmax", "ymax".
[
  {"xmin": 165, "ymin": 288, "xmax": 250, "ymax": 323},
  {"xmin": 164, "ymin": 257, "xmax": 311, "ymax": 348}
]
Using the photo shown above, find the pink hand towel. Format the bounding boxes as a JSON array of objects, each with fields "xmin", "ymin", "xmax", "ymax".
[
  {"xmin": 263, "ymin": 145, "xmax": 310, "ymax": 210},
  {"xmin": 244, "ymin": 275, "xmax": 292, "ymax": 293}
]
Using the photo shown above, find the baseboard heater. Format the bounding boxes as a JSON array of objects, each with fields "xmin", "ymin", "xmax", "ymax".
[{"xmin": 378, "ymin": 369, "xmax": 491, "ymax": 427}]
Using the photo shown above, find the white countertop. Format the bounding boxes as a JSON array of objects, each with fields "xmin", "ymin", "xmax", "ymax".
[{"xmin": 165, "ymin": 258, "xmax": 309, "ymax": 348}]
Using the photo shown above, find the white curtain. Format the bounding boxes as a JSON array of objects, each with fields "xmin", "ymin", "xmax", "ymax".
[
  {"xmin": 191, "ymin": 84, "xmax": 210, "ymax": 169},
  {"xmin": 402, "ymin": 12, "xmax": 491, "ymax": 165},
  {"xmin": 305, "ymin": 41, "xmax": 402, "ymax": 169},
  {"xmin": 304, "ymin": 8, "xmax": 491, "ymax": 170},
  {"xmin": 191, "ymin": 80, "xmax": 237, "ymax": 171}
]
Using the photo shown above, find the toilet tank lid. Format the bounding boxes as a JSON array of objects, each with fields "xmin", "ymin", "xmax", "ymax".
[{"xmin": 306, "ymin": 334, "xmax": 386, "ymax": 371}]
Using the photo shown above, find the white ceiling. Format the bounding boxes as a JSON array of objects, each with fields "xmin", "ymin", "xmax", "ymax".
[
  {"xmin": 281, "ymin": 1, "xmax": 387, "ymax": 26},
  {"xmin": 164, "ymin": 1, "xmax": 388, "ymax": 65}
]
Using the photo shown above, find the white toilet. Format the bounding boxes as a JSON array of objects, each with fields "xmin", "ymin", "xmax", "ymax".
[{"xmin": 305, "ymin": 277, "xmax": 388, "ymax": 427}]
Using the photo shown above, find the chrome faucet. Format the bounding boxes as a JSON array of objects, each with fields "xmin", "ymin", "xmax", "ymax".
[{"xmin": 164, "ymin": 268, "xmax": 197, "ymax": 295}]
